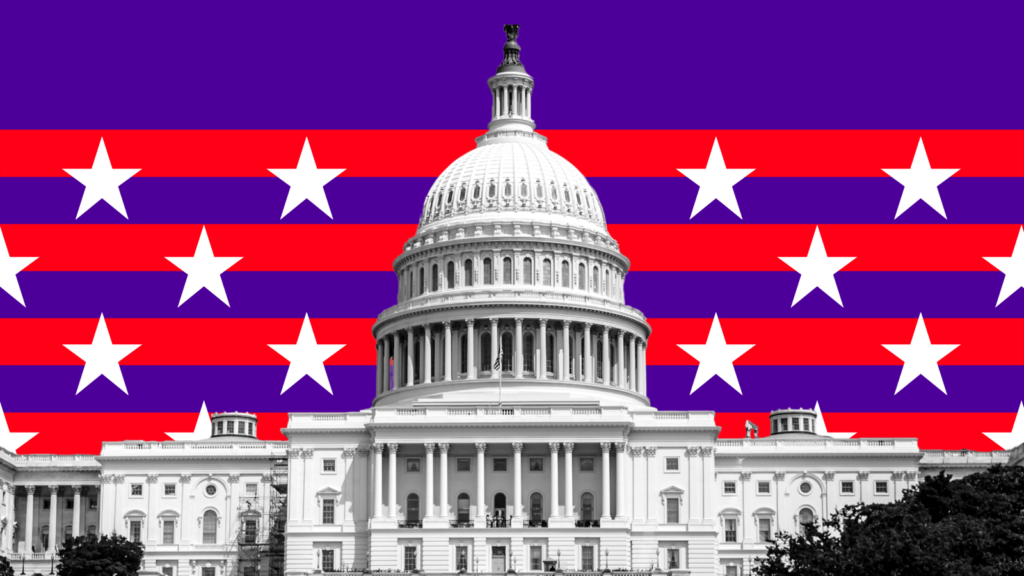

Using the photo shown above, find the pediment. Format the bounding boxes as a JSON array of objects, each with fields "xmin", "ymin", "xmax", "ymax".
[{"xmin": 660, "ymin": 485, "xmax": 685, "ymax": 494}]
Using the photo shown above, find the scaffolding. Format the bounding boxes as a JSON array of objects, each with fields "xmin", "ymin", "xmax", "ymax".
[{"xmin": 228, "ymin": 457, "xmax": 288, "ymax": 575}]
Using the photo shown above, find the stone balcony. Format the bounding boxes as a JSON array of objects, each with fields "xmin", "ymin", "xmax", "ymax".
[
  {"xmin": 715, "ymin": 437, "xmax": 921, "ymax": 456},
  {"xmin": 100, "ymin": 441, "xmax": 290, "ymax": 457}
]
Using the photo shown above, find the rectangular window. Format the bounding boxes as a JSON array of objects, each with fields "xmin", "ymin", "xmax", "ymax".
[
  {"xmin": 875, "ymin": 481, "xmax": 888, "ymax": 494},
  {"xmin": 130, "ymin": 520, "xmax": 141, "ymax": 543},
  {"xmin": 227, "ymin": 421, "xmax": 234, "ymax": 434},
  {"xmin": 456, "ymin": 546, "xmax": 469, "ymax": 571},
  {"xmin": 323, "ymin": 459, "xmax": 336, "ymax": 472},
  {"xmin": 529, "ymin": 457, "xmax": 544, "ymax": 472},
  {"xmin": 407, "ymin": 458, "xmax": 421, "ymax": 472},
  {"xmin": 243, "ymin": 568, "xmax": 256, "ymax": 576},
  {"xmin": 579, "ymin": 457, "xmax": 595, "ymax": 472},
  {"xmin": 162, "ymin": 568, "xmax": 174, "ymax": 576},
  {"xmin": 66, "ymin": 499, "xmax": 74, "ymax": 509},
  {"xmin": 203, "ymin": 569, "xmax": 215, "ymax": 576},
  {"xmin": 666, "ymin": 497, "xmax": 679, "ymax": 523},
  {"xmin": 90, "ymin": 497, "xmax": 97, "ymax": 510},
  {"xmin": 244, "ymin": 520, "xmax": 257, "ymax": 544},
  {"xmin": 88, "ymin": 525, "xmax": 97, "ymax": 537},
  {"xmin": 43, "ymin": 499, "xmax": 51, "ymax": 510},
  {"xmin": 723, "ymin": 481, "xmax": 736, "ymax": 494},
  {"xmin": 759, "ymin": 518, "xmax": 772, "ymax": 542},
  {"xmin": 726, "ymin": 566, "xmax": 738, "ymax": 576},
  {"xmin": 530, "ymin": 546, "xmax": 542, "ymax": 571},
  {"xmin": 131, "ymin": 484, "xmax": 142, "ymax": 496},
  {"xmin": 757, "ymin": 481, "xmax": 771, "ymax": 494},
  {"xmin": 665, "ymin": 457, "xmax": 679, "ymax": 471},
  {"xmin": 245, "ymin": 483, "xmax": 257, "ymax": 497},
  {"xmin": 457, "ymin": 458, "xmax": 471, "ymax": 472},
  {"xmin": 781, "ymin": 419, "xmax": 789, "ymax": 431},
  {"xmin": 322, "ymin": 550, "xmax": 335, "ymax": 571},
  {"xmin": 725, "ymin": 519, "xmax": 737, "ymax": 542},
  {"xmin": 841, "ymin": 481, "xmax": 854, "ymax": 494},
  {"xmin": 493, "ymin": 458, "xmax": 508, "ymax": 472},
  {"xmin": 322, "ymin": 500, "xmax": 335, "ymax": 524},
  {"xmin": 164, "ymin": 484, "xmax": 176, "ymax": 496},
  {"xmin": 217, "ymin": 421, "xmax": 223, "ymax": 435},
  {"xmin": 667, "ymin": 549, "xmax": 680, "ymax": 570},
  {"xmin": 581, "ymin": 546, "xmax": 594, "ymax": 571},
  {"xmin": 163, "ymin": 520, "xmax": 174, "ymax": 544},
  {"xmin": 803, "ymin": 417, "xmax": 810, "ymax": 431},
  {"xmin": 248, "ymin": 422, "xmax": 254, "ymax": 436},
  {"xmin": 404, "ymin": 546, "xmax": 418, "ymax": 571}
]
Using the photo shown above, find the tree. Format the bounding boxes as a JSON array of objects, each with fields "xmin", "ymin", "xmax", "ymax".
[
  {"xmin": 0, "ymin": 555, "xmax": 13, "ymax": 576},
  {"xmin": 57, "ymin": 534, "xmax": 144, "ymax": 576},
  {"xmin": 755, "ymin": 465, "xmax": 1024, "ymax": 576}
]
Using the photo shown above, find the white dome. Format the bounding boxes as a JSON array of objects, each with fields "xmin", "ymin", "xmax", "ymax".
[{"xmin": 417, "ymin": 132, "xmax": 607, "ymax": 236}]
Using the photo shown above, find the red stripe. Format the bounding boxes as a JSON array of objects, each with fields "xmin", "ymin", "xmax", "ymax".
[
  {"xmin": 713, "ymin": 412, "xmax": 1013, "ymax": 451},
  {"xmin": 4, "ymin": 223, "xmax": 1021, "ymax": 273},
  {"xmin": 0, "ymin": 318, "xmax": 373, "ymax": 365},
  {"xmin": 1, "ymin": 130, "xmax": 1019, "ymax": 177},
  {"xmin": 648, "ymin": 318, "xmax": 1024, "ymax": 366}
]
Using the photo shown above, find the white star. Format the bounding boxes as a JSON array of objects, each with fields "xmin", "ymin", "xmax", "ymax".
[
  {"xmin": 0, "ymin": 401, "xmax": 37, "ymax": 453},
  {"xmin": 983, "ymin": 401, "xmax": 1024, "ymax": 450},
  {"xmin": 165, "ymin": 226, "xmax": 243, "ymax": 307},
  {"xmin": 166, "ymin": 401, "xmax": 212, "ymax": 441},
  {"xmin": 882, "ymin": 138, "xmax": 959, "ymax": 219},
  {"xmin": 63, "ymin": 138, "xmax": 141, "ymax": 219},
  {"xmin": 814, "ymin": 401, "xmax": 856, "ymax": 440},
  {"xmin": 268, "ymin": 138, "xmax": 345, "ymax": 219},
  {"xmin": 983, "ymin": 226, "xmax": 1024, "ymax": 306},
  {"xmin": 779, "ymin": 226, "xmax": 856, "ymax": 307},
  {"xmin": 881, "ymin": 314, "xmax": 959, "ymax": 395},
  {"xmin": 0, "ymin": 227, "xmax": 37, "ymax": 306},
  {"xmin": 63, "ymin": 314, "xmax": 141, "ymax": 395},
  {"xmin": 677, "ymin": 137, "xmax": 755, "ymax": 219},
  {"xmin": 677, "ymin": 313, "xmax": 755, "ymax": 395},
  {"xmin": 268, "ymin": 314, "xmax": 345, "ymax": 395}
]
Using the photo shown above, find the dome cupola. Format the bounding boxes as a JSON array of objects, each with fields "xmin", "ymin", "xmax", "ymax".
[{"xmin": 768, "ymin": 408, "xmax": 817, "ymax": 436}]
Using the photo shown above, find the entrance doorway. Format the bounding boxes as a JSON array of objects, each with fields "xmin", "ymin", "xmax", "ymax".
[{"xmin": 491, "ymin": 546, "xmax": 506, "ymax": 572}]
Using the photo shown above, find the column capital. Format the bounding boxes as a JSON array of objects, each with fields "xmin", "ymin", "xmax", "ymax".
[
  {"xmin": 600, "ymin": 442, "xmax": 611, "ymax": 453},
  {"xmin": 424, "ymin": 443, "xmax": 436, "ymax": 454},
  {"xmin": 628, "ymin": 446, "xmax": 643, "ymax": 457},
  {"xmin": 301, "ymin": 448, "xmax": 315, "ymax": 459},
  {"xmin": 512, "ymin": 442, "xmax": 524, "ymax": 454},
  {"xmin": 72, "ymin": 485, "xmax": 83, "ymax": 495},
  {"xmin": 422, "ymin": 323, "xmax": 432, "ymax": 333},
  {"xmin": 146, "ymin": 474, "xmax": 159, "ymax": 484},
  {"xmin": 465, "ymin": 318, "xmax": 475, "ymax": 327},
  {"xmin": 438, "ymin": 442, "xmax": 450, "ymax": 454},
  {"xmin": 287, "ymin": 448, "xmax": 303, "ymax": 459},
  {"xmin": 372, "ymin": 444, "xmax": 386, "ymax": 454},
  {"xmin": 561, "ymin": 320, "xmax": 571, "ymax": 329},
  {"xmin": 514, "ymin": 317, "xmax": 523, "ymax": 327},
  {"xmin": 614, "ymin": 442, "xmax": 627, "ymax": 453},
  {"xmin": 739, "ymin": 472, "xmax": 752, "ymax": 481},
  {"xmin": 822, "ymin": 471, "xmax": 835, "ymax": 481},
  {"xmin": 47, "ymin": 484, "xmax": 59, "ymax": 494},
  {"xmin": 642, "ymin": 447, "xmax": 657, "ymax": 457},
  {"xmin": 387, "ymin": 443, "xmax": 400, "ymax": 454},
  {"xmin": 548, "ymin": 442, "xmax": 561, "ymax": 454},
  {"xmin": 489, "ymin": 317, "xmax": 499, "ymax": 326},
  {"xmin": 475, "ymin": 442, "xmax": 487, "ymax": 454},
  {"xmin": 773, "ymin": 472, "xmax": 787, "ymax": 481},
  {"xmin": 26, "ymin": 484, "xmax": 37, "ymax": 494},
  {"xmin": 443, "ymin": 320, "xmax": 452, "ymax": 329},
  {"xmin": 342, "ymin": 448, "xmax": 357, "ymax": 458},
  {"xmin": 180, "ymin": 474, "xmax": 192, "ymax": 484},
  {"xmin": 686, "ymin": 447, "xmax": 700, "ymax": 457},
  {"xmin": 700, "ymin": 446, "xmax": 715, "ymax": 457},
  {"xmin": 563, "ymin": 442, "xmax": 574, "ymax": 454},
  {"xmin": 113, "ymin": 475, "xmax": 126, "ymax": 484},
  {"xmin": 584, "ymin": 322, "xmax": 593, "ymax": 331},
  {"xmin": 905, "ymin": 472, "xmax": 918, "ymax": 481},
  {"xmin": 227, "ymin": 474, "xmax": 240, "ymax": 484},
  {"xmin": 538, "ymin": 318, "xmax": 548, "ymax": 327},
  {"xmin": 626, "ymin": 333, "xmax": 635, "ymax": 342},
  {"xmin": 603, "ymin": 325, "xmax": 611, "ymax": 335}
]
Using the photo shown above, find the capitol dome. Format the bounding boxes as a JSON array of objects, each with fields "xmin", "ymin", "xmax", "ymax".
[{"xmin": 371, "ymin": 26, "xmax": 650, "ymax": 408}]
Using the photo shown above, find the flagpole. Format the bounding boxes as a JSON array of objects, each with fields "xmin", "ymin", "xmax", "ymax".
[{"xmin": 499, "ymin": 353, "xmax": 503, "ymax": 407}]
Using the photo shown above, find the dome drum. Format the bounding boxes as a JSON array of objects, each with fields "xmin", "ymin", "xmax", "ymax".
[{"xmin": 402, "ymin": 219, "xmax": 621, "ymax": 257}]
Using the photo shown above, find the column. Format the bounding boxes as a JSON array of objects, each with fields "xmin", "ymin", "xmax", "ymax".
[
  {"xmin": 583, "ymin": 323, "xmax": 593, "ymax": 383},
  {"xmin": 514, "ymin": 318, "xmax": 524, "ymax": 379},
  {"xmin": 375, "ymin": 340, "xmax": 384, "ymax": 395},
  {"xmin": 435, "ymin": 329, "xmax": 443, "ymax": 382},
  {"xmin": 538, "ymin": 320, "xmax": 547, "ymax": 379},
  {"xmin": 24, "ymin": 485, "xmax": 34, "ymax": 553},
  {"xmin": 640, "ymin": 341, "xmax": 647, "ymax": 395},
  {"xmin": 616, "ymin": 331, "xmax": 625, "ymax": 387},
  {"xmin": 444, "ymin": 321, "xmax": 453, "ymax": 381},
  {"xmin": 406, "ymin": 328, "xmax": 415, "ymax": 386},
  {"xmin": 466, "ymin": 319, "xmax": 476, "ymax": 379},
  {"xmin": 475, "ymin": 443, "xmax": 487, "ymax": 522},
  {"xmin": 602, "ymin": 327, "xmax": 611, "ymax": 385},
  {"xmin": 178, "ymin": 475, "xmax": 191, "ymax": 542},
  {"xmin": 383, "ymin": 336, "xmax": 392, "ymax": 391},
  {"xmin": 424, "ymin": 444, "xmax": 435, "ymax": 518},
  {"xmin": 491, "ymin": 88, "xmax": 496, "ymax": 119},
  {"xmin": 630, "ymin": 335, "xmax": 638, "ymax": 392},
  {"xmin": 489, "ymin": 319, "xmax": 500, "ymax": 379},
  {"xmin": 395, "ymin": 335, "xmax": 404, "ymax": 387},
  {"xmin": 71, "ymin": 485, "xmax": 82, "ymax": 538},
  {"xmin": 439, "ymin": 444, "xmax": 450, "ymax": 520},
  {"xmin": 614, "ymin": 443, "xmax": 628, "ymax": 520},
  {"xmin": 423, "ymin": 325, "xmax": 432, "ymax": 384},
  {"xmin": 563, "ymin": 443, "xmax": 574, "ymax": 519},
  {"xmin": 387, "ymin": 444, "xmax": 399, "ymax": 518},
  {"xmin": 687, "ymin": 448, "xmax": 701, "ymax": 522},
  {"xmin": 644, "ymin": 448, "xmax": 656, "ymax": 521},
  {"xmin": 511, "ymin": 82, "xmax": 518, "ymax": 116},
  {"xmin": 600, "ymin": 443, "xmax": 612, "ymax": 520},
  {"xmin": 561, "ymin": 321, "xmax": 570, "ymax": 380},
  {"xmin": 373, "ymin": 445, "xmax": 384, "ymax": 518},
  {"xmin": 549, "ymin": 443, "xmax": 560, "ymax": 519},
  {"xmin": 48, "ymin": 485, "xmax": 58, "ymax": 552},
  {"xmin": 512, "ymin": 443, "xmax": 523, "ymax": 520}
]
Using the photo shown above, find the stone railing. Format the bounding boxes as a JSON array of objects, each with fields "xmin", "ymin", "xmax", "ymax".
[
  {"xmin": 377, "ymin": 289, "xmax": 647, "ymax": 324},
  {"xmin": 920, "ymin": 450, "xmax": 1010, "ymax": 466},
  {"xmin": 102, "ymin": 442, "xmax": 289, "ymax": 455},
  {"xmin": 375, "ymin": 405, "xmax": 630, "ymax": 423},
  {"xmin": 715, "ymin": 438, "xmax": 919, "ymax": 452}
]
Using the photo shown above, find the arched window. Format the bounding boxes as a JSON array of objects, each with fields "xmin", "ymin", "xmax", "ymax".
[
  {"xmin": 520, "ymin": 182, "xmax": 528, "ymax": 198},
  {"xmin": 504, "ymin": 182, "xmax": 512, "ymax": 198},
  {"xmin": 523, "ymin": 334, "xmax": 534, "ymax": 373},
  {"xmin": 460, "ymin": 335, "xmax": 468, "ymax": 374},
  {"xmin": 419, "ymin": 268, "xmax": 425, "ymax": 296},
  {"xmin": 42, "ymin": 525, "xmax": 49, "ymax": 551},
  {"xmin": 488, "ymin": 183, "xmax": 496, "ymax": 198},
  {"xmin": 563, "ymin": 187, "xmax": 571, "ymax": 203},
  {"xmin": 483, "ymin": 258, "xmax": 493, "ymax": 285},
  {"xmin": 578, "ymin": 263, "xmax": 586, "ymax": 291},
  {"xmin": 576, "ymin": 192, "xmax": 582, "ymax": 205},
  {"xmin": 561, "ymin": 261, "xmax": 570, "ymax": 288},
  {"xmin": 604, "ymin": 270, "xmax": 610, "ymax": 296},
  {"xmin": 530, "ymin": 493, "xmax": 543, "ymax": 522},
  {"xmin": 459, "ymin": 185, "xmax": 467, "ymax": 202},
  {"xmin": 457, "ymin": 493, "xmax": 471, "ymax": 523},
  {"xmin": 414, "ymin": 341, "xmax": 420, "ymax": 381},
  {"xmin": 523, "ymin": 258, "xmax": 533, "ymax": 285},
  {"xmin": 431, "ymin": 264, "xmax": 438, "ymax": 292},
  {"xmin": 409, "ymin": 270, "xmax": 415, "ymax": 299},
  {"xmin": 501, "ymin": 332, "xmax": 513, "ymax": 372},
  {"xmin": 536, "ymin": 182, "xmax": 544, "ymax": 199},
  {"xmin": 799, "ymin": 508, "xmax": 814, "ymax": 536},
  {"xmin": 464, "ymin": 259, "xmax": 473, "ymax": 287},
  {"xmin": 444, "ymin": 261, "xmax": 453, "ymax": 289},
  {"xmin": 482, "ymin": 334, "xmax": 492, "ymax": 372},
  {"xmin": 64, "ymin": 525, "xmax": 72, "ymax": 544},
  {"xmin": 203, "ymin": 510, "xmax": 217, "ymax": 544},
  {"xmin": 581, "ymin": 493, "xmax": 594, "ymax": 521},
  {"xmin": 569, "ymin": 337, "xmax": 575, "ymax": 377},
  {"xmin": 543, "ymin": 259, "xmax": 552, "ymax": 285},
  {"xmin": 407, "ymin": 494, "xmax": 420, "ymax": 523},
  {"xmin": 473, "ymin": 184, "xmax": 481, "ymax": 199},
  {"xmin": 494, "ymin": 493, "xmax": 507, "ymax": 519},
  {"xmin": 585, "ymin": 194, "xmax": 592, "ymax": 208},
  {"xmin": 446, "ymin": 188, "xmax": 454, "ymax": 204},
  {"xmin": 503, "ymin": 258, "xmax": 512, "ymax": 284},
  {"xmin": 593, "ymin": 266, "xmax": 600, "ymax": 293},
  {"xmin": 546, "ymin": 334, "xmax": 555, "ymax": 374},
  {"xmin": 597, "ymin": 345, "xmax": 603, "ymax": 380}
]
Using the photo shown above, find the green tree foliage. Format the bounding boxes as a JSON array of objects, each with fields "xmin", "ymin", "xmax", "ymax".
[
  {"xmin": 755, "ymin": 465, "xmax": 1024, "ymax": 576},
  {"xmin": 0, "ymin": 555, "xmax": 13, "ymax": 576},
  {"xmin": 56, "ymin": 534, "xmax": 144, "ymax": 576}
]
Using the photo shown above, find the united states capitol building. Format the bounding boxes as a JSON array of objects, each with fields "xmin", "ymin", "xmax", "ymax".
[{"xmin": 1, "ymin": 26, "xmax": 1021, "ymax": 576}]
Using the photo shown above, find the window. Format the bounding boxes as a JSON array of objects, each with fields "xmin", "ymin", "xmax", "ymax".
[
  {"xmin": 494, "ymin": 493, "xmax": 507, "ymax": 518},
  {"xmin": 666, "ymin": 498, "xmax": 679, "ymax": 523},
  {"xmin": 89, "ymin": 497, "xmax": 97, "ymax": 510},
  {"xmin": 482, "ymin": 257, "xmax": 494, "ymax": 286},
  {"xmin": 489, "ymin": 183, "xmax": 496, "ymax": 198},
  {"xmin": 457, "ymin": 458, "xmax": 471, "ymax": 472},
  {"xmin": 163, "ymin": 520, "xmax": 175, "ymax": 544},
  {"xmin": 323, "ymin": 459, "xmax": 336, "ymax": 472},
  {"xmin": 543, "ymin": 259, "xmax": 552, "ymax": 285},
  {"xmin": 217, "ymin": 421, "xmax": 223, "ymax": 435},
  {"xmin": 605, "ymin": 270, "xmax": 610, "ymax": 295},
  {"xmin": 723, "ymin": 481, "xmax": 736, "ymax": 494},
  {"xmin": 759, "ymin": 518, "xmax": 772, "ymax": 542},
  {"xmin": 130, "ymin": 520, "xmax": 141, "ymax": 543},
  {"xmin": 781, "ymin": 418, "xmax": 788, "ymax": 432},
  {"xmin": 726, "ymin": 567, "xmax": 738, "ymax": 576},
  {"xmin": 164, "ymin": 484, "xmax": 176, "ymax": 496},
  {"xmin": 419, "ymin": 268, "xmax": 424, "ymax": 295},
  {"xmin": 666, "ymin": 457, "xmax": 679, "ymax": 471},
  {"xmin": 530, "ymin": 493, "xmax": 543, "ymax": 522},
  {"xmin": 401, "ymin": 458, "xmax": 419, "ymax": 473},
  {"xmin": 523, "ymin": 258, "xmax": 533, "ymax": 285},
  {"xmin": 245, "ymin": 483, "xmax": 257, "ymax": 497},
  {"xmin": 87, "ymin": 525, "xmax": 97, "ymax": 537},
  {"xmin": 772, "ymin": 419, "xmax": 777, "ymax": 434},
  {"xmin": 323, "ymin": 549, "xmax": 336, "ymax": 571},
  {"xmin": 203, "ymin": 569, "xmax": 215, "ymax": 576},
  {"xmin": 456, "ymin": 546, "xmax": 469, "ymax": 571},
  {"xmin": 64, "ymin": 525, "xmax": 71, "ymax": 543},
  {"xmin": 447, "ymin": 261, "xmax": 455, "ymax": 289},
  {"xmin": 501, "ymin": 332, "xmax": 513, "ymax": 372},
  {"xmin": 227, "ymin": 421, "xmax": 235, "ymax": 434},
  {"xmin": 520, "ymin": 182, "xmax": 528, "ymax": 198},
  {"xmin": 206, "ymin": 485, "xmax": 217, "ymax": 496},
  {"xmin": 482, "ymin": 335, "xmax": 492, "ymax": 372},
  {"xmin": 460, "ymin": 185, "xmax": 467, "ymax": 202},
  {"xmin": 803, "ymin": 417, "xmax": 810, "ymax": 431},
  {"xmin": 581, "ymin": 545, "xmax": 594, "ymax": 571},
  {"xmin": 457, "ymin": 493, "xmax": 471, "ymax": 523},
  {"xmin": 493, "ymin": 458, "xmax": 508, "ymax": 472},
  {"xmin": 474, "ymin": 184, "xmax": 481, "ymax": 199},
  {"xmin": 578, "ymin": 263, "xmax": 586, "ymax": 290},
  {"xmin": 667, "ymin": 548, "xmax": 680, "ymax": 570},
  {"xmin": 757, "ymin": 481, "xmax": 771, "ymax": 494},
  {"xmin": 563, "ymin": 187, "xmax": 571, "ymax": 203},
  {"xmin": 464, "ymin": 259, "xmax": 473, "ymax": 287},
  {"xmin": 799, "ymin": 481, "xmax": 812, "ymax": 495},
  {"xmin": 798, "ymin": 508, "xmax": 814, "ymax": 536},
  {"xmin": 44, "ymin": 499, "xmax": 51, "ymax": 509},
  {"xmin": 580, "ymin": 493, "xmax": 594, "ymax": 521},
  {"xmin": 322, "ymin": 499, "xmax": 335, "ymax": 524},
  {"xmin": 447, "ymin": 188, "xmax": 454, "ymax": 204},
  {"xmin": 597, "ymin": 344, "xmax": 603, "ymax": 379},
  {"xmin": 407, "ymin": 494, "xmax": 420, "ymax": 523},
  {"xmin": 875, "ymin": 481, "xmax": 888, "ymax": 495},
  {"xmin": 530, "ymin": 546, "xmax": 542, "ymax": 570},
  {"xmin": 561, "ymin": 261, "xmax": 570, "ymax": 287},
  {"xmin": 725, "ymin": 518, "xmax": 737, "ymax": 542},
  {"xmin": 162, "ymin": 568, "xmax": 174, "ymax": 576},
  {"xmin": 66, "ymin": 498, "xmax": 74, "ymax": 509},
  {"xmin": 504, "ymin": 182, "xmax": 512, "ymax": 198},
  {"xmin": 529, "ymin": 457, "xmax": 544, "ymax": 472},
  {"xmin": 203, "ymin": 511, "xmax": 217, "ymax": 543},
  {"xmin": 431, "ymin": 264, "xmax": 439, "ymax": 291},
  {"xmin": 841, "ymin": 481, "xmax": 854, "ymax": 494},
  {"xmin": 460, "ymin": 335, "xmax": 467, "ymax": 373},
  {"xmin": 503, "ymin": 257, "xmax": 512, "ymax": 284},
  {"xmin": 592, "ymin": 266, "xmax": 599, "ymax": 292},
  {"xmin": 580, "ymin": 457, "xmax": 594, "ymax": 472},
  {"xmin": 523, "ymin": 334, "xmax": 534, "ymax": 372},
  {"xmin": 546, "ymin": 334, "xmax": 554, "ymax": 373},
  {"xmin": 404, "ymin": 546, "xmax": 418, "ymax": 571}
]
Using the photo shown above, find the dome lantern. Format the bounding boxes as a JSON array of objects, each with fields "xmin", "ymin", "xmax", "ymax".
[{"xmin": 487, "ymin": 25, "xmax": 536, "ymax": 134}]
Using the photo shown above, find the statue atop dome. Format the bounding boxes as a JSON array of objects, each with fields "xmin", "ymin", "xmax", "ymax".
[
  {"xmin": 500, "ymin": 24, "xmax": 523, "ymax": 69},
  {"xmin": 504, "ymin": 24, "xmax": 519, "ymax": 42}
]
